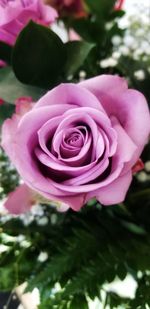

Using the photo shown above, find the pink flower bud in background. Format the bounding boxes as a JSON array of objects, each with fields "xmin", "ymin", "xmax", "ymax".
[
  {"xmin": 0, "ymin": 0, "xmax": 58, "ymax": 46},
  {"xmin": 132, "ymin": 159, "xmax": 144, "ymax": 174},
  {"xmin": 45, "ymin": 0, "xmax": 86, "ymax": 17},
  {"xmin": 4, "ymin": 184, "xmax": 35, "ymax": 215},
  {"xmin": 0, "ymin": 98, "xmax": 4, "ymax": 105},
  {"xmin": 115, "ymin": 0, "xmax": 124, "ymax": 10},
  {"xmin": 0, "ymin": 60, "xmax": 6, "ymax": 68}
]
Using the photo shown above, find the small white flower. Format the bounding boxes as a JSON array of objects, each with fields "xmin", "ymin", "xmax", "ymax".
[
  {"xmin": 51, "ymin": 214, "xmax": 57, "ymax": 225},
  {"xmin": 17, "ymin": 235, "xmax": 26, "ymax": 243},
  {"xmin": 105, "ymin": 22, "xmax": 113, "ymax": 31},
  {"xmin": 111, "ymin": 35, "xmax": 122, "ymax": 46},
  {"xmin": 137, "ymin": 171, "xmax": 148, "ymax": 182},
  {"xmin": 134, "ymin": 70, "xmax": 145, "ymax": 80},
  {"xmin": 112, "ymin": 51, "xmax": 121, "ymax": 60},
  {"xmin": 37, "ymin": 216, "xmax": 49, "ymax": 226},
  {"xmin": 145, "ymin": 161, "xmax": 150, "ymax": 172},
  {"xmin": 123, "ymin": 35, "xmax": 135, "ymax": 48},
  {"xmin": 31, "ymin": 204, "xmax": 44, "ymax": 216},
  {"xmin": 79, "ymin": 70, "xmax": 86, "ymax": 78},
  {"xmin": 79, "ymin": 70, "xmax": 87, "ymax": 81},
  {"xmin": 0, "ymin": 244, "xmax": 9, "ymax": 254},
  {"xmin": 118, "ymin": 45, "xmax": 130, "ymax": 56},
  {"xmin": 38, "ymin": 251, "xmax": 48, "ymax": 263},
  {"xmin": 20, "ymin": 240, "xmax": 31, "ymax": 248},
  {"xmin": 100, "ymin": 58, "xmax": 117, "ymax": 68}
]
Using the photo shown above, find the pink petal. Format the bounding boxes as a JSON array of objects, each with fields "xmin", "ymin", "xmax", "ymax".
[
  {"xmin": 35, "ymin": 83, "xmax": 105, "ymax": 113},
  {"xmin": 80, "ymin": 75, "xmax": 150, "ymax": 154},
  {"xmin": 132, "ymin": 159, "xmax": 144, "ymax": 174},
  {"xmin": 90, "ymin": 171, "xmax": 132, "ymax": 205},
  {"xmin": 41, "ymin": 190, "xmax": 86, "ymax": 211},
  {"xmin": 4, "ymin": 184, "xmax": 35, "ymax": 214}
]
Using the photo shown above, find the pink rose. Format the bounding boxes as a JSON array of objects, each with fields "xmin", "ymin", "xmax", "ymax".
[
  {"xmin": 46, "ymin": 0, "xmax": 86, "ymax": 17},
  {"xmin": 0, "ymin": 59, "xmax": 6, "ymax": 67},
  {"xmin": 115, "ymin": 0, "xmax": 124, "ymax": 10},
  {"xmin": 2, "ymin": 75, "xmax": 150, "ymax": 211},
  {"xmin": 4, "ymin": 184, "xmax": 35, "ymax": 214},
  {"xmin": 0, "ymin": 0, "xmax": 58, "ymax": 46}
]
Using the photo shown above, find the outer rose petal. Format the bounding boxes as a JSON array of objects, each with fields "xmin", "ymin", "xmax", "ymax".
[
  {"xmin": 87, "ymin": 171, "xmax": 132, "ymax": 206},
  {"xmin": 80, "ymin": 75, "xmax": 150, "ymax": 154},
  {"xmin": 1, "ymin": 98, "xmax": 33, "ymax": 162},
  {"xmin": 4, "ymin": 184, "xmax": 35, "ymax": 214},
  {"xmin": 1, "ymin": 115, "xmax": 20, "ymax": 163},
  {"xmin": 0, "ymin": 0, "xmax": 58, "ymax": 45},
  {"xmin": 41, "ymin": 191, "xmax": 86, "ymax": 211},
  {"xmin": 132, "ymin": 159, "xmax": 144, "ymax": 174},
  {"xmin": 35, "ymin": 83, "xmax": 106, "ymax": 113}
]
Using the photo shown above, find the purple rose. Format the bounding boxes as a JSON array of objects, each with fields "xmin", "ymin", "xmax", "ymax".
[
  {"xmin": 2, "ymin": 75, "xmax": 150, "ymax": 211},
  {"xmin": 0, "ymin": 0, "xmax": 58, "ymax": 46}
]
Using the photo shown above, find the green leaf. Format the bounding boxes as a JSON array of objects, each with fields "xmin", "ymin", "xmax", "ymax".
[
  {"xmin": 0, "ymin": 103, "xmax": 15, "ymax": 126},
  {"xmin": 72, "ymin": 18, "xmax": 104, "ymax": 43},
  {"xmin": 0, "ymin": 66, "xmax": 45, "ymax": 103},
  {"xmin": 0, "ymin": 41, "xmax": 12, "ymax": 64},
  {"xmin": 0, "ymin": 267, "xmax": 16, "ymax": 291},
  {"xmin": 85, "ymin": 0, "xmax": 116, "ymax": 19},
  {"xmin": 69, "ymin": 295, "xmax": 88, "ymax": 309},
  {"xmin": 65, "ymin": 41, "xmax": 95, "ymax": 76},
  {"xmin": 12, "ymin": 21, "xmax": 67, "ymax": 88}
]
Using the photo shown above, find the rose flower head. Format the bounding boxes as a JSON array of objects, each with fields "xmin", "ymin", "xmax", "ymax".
[
  {"xmin": 45, "ymin": 0, "xmax": 86, "ymax": 17},
  {"xmin": 2, "ymin": 75, "xmax": 150, "ymax": 212},
  {"xmin": 0, "ymin": 0, "xmax": 58, "ymax": 46}
]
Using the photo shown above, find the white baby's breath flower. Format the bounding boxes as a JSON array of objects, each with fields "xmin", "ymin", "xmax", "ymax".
[
  {"xmin": 37, "ymin": 216, "xmax": 49, "ymax": 226},
  {"xmin": 38, "ymin": 251, "xmax": 48, "ymax": 262},
  {"xmin": 137, "ymin": 171, "xmax": 148, "ymax": 182},
  {"xmin": 145, "ymin": 161, "xmax": 150, "ymax": 172},
  {"xmin": 111, "ymin": 35, "xmax": 122, "ymax": 46},
  {"xmin": 134, "ymin": 70, "xmax": 145, "ymax": 80},
  {"xmin": 79, "ymin": 70, "xmax": 87, "ymax": 81},
  {"xmin": 0, "ymin": 244, "xmax": 10, "ymax": 254},
  {"xmin": 118, "ymin": 45, "xmax": 130, "ymax": 56},
  {"xmin": 112, "ymin": 51, "xmax": 121, "ymax": 60},
  {"xmin": 20, "ymin": 240, "xmax": 31, "ymax": 248},
  {"xmin": 51, "ymin": 214, "xmax": 58, "ymax": 225},
  {"xmin": 100, "ymin": 58, "xmax": 117, "ymax": 68}
]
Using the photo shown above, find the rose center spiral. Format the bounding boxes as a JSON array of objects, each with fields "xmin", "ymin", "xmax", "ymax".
[{"xmin": 65, "ymin": 132, "xmax": 83, "ymax": 148}]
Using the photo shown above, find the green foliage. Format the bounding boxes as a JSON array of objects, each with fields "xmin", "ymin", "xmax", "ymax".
[
  {"xmin": 0, "ymin": 150, "xmax": 19, "ymax": 199},
  {"xmin": 12, "ymin": 21, "xmax": 67, "ymax": 88},
  {"xmin": 0, "ymin": 66, "xmax": 45, "ymax": 104},
  {"xmin": 64, "ymin": 41, "xmax": 95, "ymax": 76},
  {"xmin": 0, "ymin": 42, "xmax": 12, "ymax": 64},
  {"xmin": 0, "ymin": 102, "xmax": 15, "ymax": 125},
  {"xmin": 0, "ymin": 200, "xmax": 150, "ymax": 308},
  {"xmin": 12, "ymin": 21, "xmax": 93, "ymax": 88},
  {"xmin": 85, "ymin": 0, "xmax": 116, "ymax": 20}
]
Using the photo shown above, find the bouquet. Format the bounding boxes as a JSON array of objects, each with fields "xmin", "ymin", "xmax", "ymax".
[{"xmin": 0, "ymin": 0, "xmax": 150, "ymax": 307}]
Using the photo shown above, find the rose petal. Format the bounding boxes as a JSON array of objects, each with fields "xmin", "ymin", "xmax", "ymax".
[
  {"xmin": 4, "ymin": 184, "xmax": 35, "ymax": 214},
  {"xmin": 80, "ymin": 75, "xmax": 150, "ymax": 155},
  {"xmin": 35, "ymin": 83, "xmax": 106, "ymax": 113},
  {"xmin": 93, "ymin": 171, "xmax": 132, "ymax": 205}
]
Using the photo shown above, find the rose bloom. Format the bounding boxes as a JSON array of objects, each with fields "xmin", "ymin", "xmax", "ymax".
[
  {"xmin": 45, "ymin": 0, "xmax": 86, "ymax": 17},
  {"xmin": 115, "ymin": 0, "xmax": 124, "ymax": 10},
  {"xmin": 0, "ymin": 0, "xmax": 57, "ymax": 46},
  {"xmin": 2, "ymin": 75, "xmax": 150, "ymax": 212}
]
